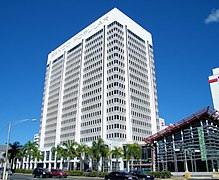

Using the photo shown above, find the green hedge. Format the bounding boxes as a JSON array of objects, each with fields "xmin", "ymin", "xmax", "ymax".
[
  {"xmin": 15, "ymin": 169, "xmax": 33, "ymax": 174},
  {"xmin": 67, "ymin": 170, "xmax": 83, "ymax": 176},
  {"xmin": 66, "ymin": 170, "xmax": 108, "ymax": 177}
]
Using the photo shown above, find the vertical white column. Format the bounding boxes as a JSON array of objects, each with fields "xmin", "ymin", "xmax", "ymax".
[
  {"xmin": 146, "ymin": 41, "xmax": 157, "ymax": 134},
  {"xmin": 75, "ymin": 41, "xmax": 84, "ymax": 143},
  {"xmin": 56, "ymin": 52, "xmax": 67, "ymax": 146},
  {"xmin": 102, "ymin": 26, "xmax": 107, "ymax": 141},
  {"xmin": 124, "ymin": 25, "xmax": 132, "ymax": 141},
  {"xmin": 40, "ymin": 61, "xmax": 52, "ymax": 150}
]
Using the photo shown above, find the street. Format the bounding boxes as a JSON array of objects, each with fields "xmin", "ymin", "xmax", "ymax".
[{"xmin": 8, "ymin": 174, "xmax": 103, "ymax": 180}]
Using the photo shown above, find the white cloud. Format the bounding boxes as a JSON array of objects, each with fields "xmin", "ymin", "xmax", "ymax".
[{"xmin": 205, "ymin": 9, "xmax": 219, "ymax": 24}]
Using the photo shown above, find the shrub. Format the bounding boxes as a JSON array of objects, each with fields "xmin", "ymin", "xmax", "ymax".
[
  {"xmin": 67, "ymin": 170, "xmax": 83, "ymax": 176},
  {"xmin": 97, "ymin": 172, "xmax": 109, "ymax": 177},
  {"xmin": 87, "ymin": 171, "xmax": 97, "ymax": 177},
  {"xmin": 15, "ymin": 169, "xmax": 33, "ymax": 174}
]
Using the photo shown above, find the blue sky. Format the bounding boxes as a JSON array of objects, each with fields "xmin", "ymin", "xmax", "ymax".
[{"xmin": 0, "ymin": 0, "xmax": 218, "ymax": 145}]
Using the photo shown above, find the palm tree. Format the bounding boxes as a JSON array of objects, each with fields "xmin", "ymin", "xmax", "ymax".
[
  {"xmin": 15, "ymin": 147, "xmax": 26, "ymax": 169},
  {"xmin": 51, "ymin": 144, "xmax": 65, "ymax": 169},
  {"xmin": 111, "ymin": 146, "xmax": 123, "ymax": 171},
  {"xmin": 63, "ymin": 140, "xmax": 78, "ymax": 170},
  {"xmin": 23, "ymin": 141, "xmax": 38, "ymax": 169},
  {"xmin": 124, "ymin": 143, "xmax": 141, "ymax": 171},
  {"xmin": 76, "ymin": 143, "xmax": 89, "ymax": 171},
  {"xmin": 8, "ymin": 141, "xmax": 22, "ymax": 170},
  {"xmin": 90, "ymin": 138, "xmax": 109, "ymax": 172}
]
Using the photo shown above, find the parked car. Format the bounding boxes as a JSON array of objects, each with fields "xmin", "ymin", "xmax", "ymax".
[
  {"xmin": 129, "ymin": 170, "xmax": 154, "ymax": 180},
  {"xmin": 84, "ymin": 168, "xmax": 92, "ymax": 175},
  {"xmin": 32, "ymin": 167, "xmax": 52, "ymax": 178},
  {"xmin": 50, "ymin": 169, "xmax": 68, "ymax": 178},
  {"xmin": 0, "ymin": 167, "xmax": 13, "ymax": 178},
  {"xmin": 105, "ymin": 171, "xmax": 138, "ymax": 180}
]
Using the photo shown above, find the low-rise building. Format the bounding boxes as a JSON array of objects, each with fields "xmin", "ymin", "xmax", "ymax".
[{"xmin": 145, "ymin": 106, "xmax": 219, "ymax": 172}]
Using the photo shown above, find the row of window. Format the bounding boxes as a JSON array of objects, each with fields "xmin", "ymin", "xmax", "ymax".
[
  {"xmin": 107, "ymin": 59, "xmax": 124, "ymax": 68},
  {"xmin": 81, "ymin": 110, "xmax": 101, "ymax": 119},
  {"xmin": 82, "ymin": 80, "xmax": 102, "ymax": 91},
  {"xmin": 67, "ymin": 43, "xmax": 82, "ymax": 54},
  {"xmin": 107, "ymin": 21, "xmax": 123, "ymax": 28},
  {"xmin": 128, "ymin": 41, "xmax": 146, "ymax": 55},
  {"xmin": 131, "ymin": 111, "xmax": 150, "ymax": 119},
  {"xmin": 107, "ymin": 124, "xmax": 126, "ymax": 130},
  {"xmin": 132, "ymin": 119, "xmax": 151, "ymax": 127},
  {"xmin": 107, "ymin": 46, "xmax": 124, "ymax": 54},
  {"xmin": 107, "ymin": 66, "xmax": 125, "ymax": 74},
  {"xmin": 83, "ymin": 59, "xmax": 102, "ymax": 73},
  {"xmin": 62, "ymin": 104, "xmax": 77, "ymax": 112},
  {"xmin": 81, "ymin": 119, "xmax": 101, "ymax": 127},
  {"xmin": 84, "ymin": 40, "xmax": 103, "ymax": 53},
  {"xmin": 81, "ymin": 127, "xmax": 101, "ymax": 134},
  {"xmin": 107, "ymin": 90, "xmax": 125, "ymax": 97},
  {"xmin": 107, "ymin": 133, "xmax": 126, "ymax": 139},
  {"xmin": 130, "ymin": 80, "xmax": 148, "ymax": 91},
  {"xmin": 107, "ymin": 106, "xmax": 126, "ymax": 113},
  {"xmin": 80, "ymin": 135, "xmax": 101, "ymax": 143},
  {"xmin": 61, "ymin": 125, "xmax": 75, "ymax": 131},
  {"xmin": 107, "ymin": 74, "xmax": 125, "ymax": 82},
  {"xmin": 131, "ymin": 103, "xmax": 149, "ymax": 112},
  {"xmin": 66, "ymin": 58, "xmax": 81, "ymax": 71},
  {"xmin": 62, "ymin": 97, "xmax": 78, "ymax": 106},
  {"xmin": 107, "ymin": 82, "xmax": 125, "ymax": 89},
  {"xmin": 107, "ymin": 115, "xmax": 126, "ymax": 121},
  {"xmin": 130, "ymin": 88, "xmax": 149, "ymax": 98},
  {"xmin": 61, "ymin": 118, "xmax": 76, "ymax": 124},
  {"xmin": 62, "ymin": 110, "xmax": 77, "ymax": 118},
  {"xmin": 83, "ymin": 67, "xmax": 102, "ymax": 78},
  {"xmin": 84, "ymin": 47, "xmax": 103, "ymax": 60},
  {"xmin": 107, "ymin": 97, "xmax": 126, "ymax": 105},
  {"xmin": 132, "ymin": 127, "xmax": 151, "ymax": 134},
  {"xmin": 107, "ymin": 33, "xmax": 124, "ymax": 41},
  {"xmin": 85, "ymin": 29, "xmax": 103, "ymax": 42},
  {"xmin": 82, "ymin": 102, "xmax": 101, "ymax": 112},
  {"xmin": 82, "ymin": 87, "xmax": 102, "ymax": 99},
  {"xmin": 129, "ymin": 54, "xmax": 147, "ymax": 67},
  {"xmin": 64, "ymin": 75, "xmax": 80, "ymax": 88}
]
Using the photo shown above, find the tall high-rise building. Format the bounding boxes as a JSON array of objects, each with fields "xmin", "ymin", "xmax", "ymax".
[
  {"xmin": 39, "ymin": 8, "xmax": 159, "ymax": 161},
  {"xmin": 209, "ymin": 67, "xmax": 219, "ymax": 110}
]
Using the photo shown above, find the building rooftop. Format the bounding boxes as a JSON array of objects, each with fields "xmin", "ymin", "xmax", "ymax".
[{"xmin": 144, "ymin": 106, "xmax": 219, "ymax": 144}]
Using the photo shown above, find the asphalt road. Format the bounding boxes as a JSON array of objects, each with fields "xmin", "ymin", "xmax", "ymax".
[{"xmin": 8, "ymin": 174, "xmax": 103, "ymax": 180}]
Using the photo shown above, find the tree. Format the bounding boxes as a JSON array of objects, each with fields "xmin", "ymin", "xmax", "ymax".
[
  {"xmin": 51, "ymin": 144, "xmax": 65, "ymax": 169},
  {"xmin": 63, "ymin": 140, "xmax": 78, "ymax": 170},
  {"xmin": 111, "ymin": 146, "xmax": 123, "ymax": 171},
  {"xmin": 8, "ymin": 141, "xmax": 22, "ymax": 170},
  {"xmin": 15, "ymin": 147, "xmax": 26, "ymax": 169},
  {"xmin": 23, "ymin": 141, "xmax": 38, "ymax": 169},
  {"xmin": 124, "ymin": 143, "xmax": 141, "ymax": 171},
  {"xmin": 89, "ymin": 138, "xmax": 109, "ymax": 172},
  {"xmin": 76, "ymin": 143, "xmax": 89, "ymax": 171}
]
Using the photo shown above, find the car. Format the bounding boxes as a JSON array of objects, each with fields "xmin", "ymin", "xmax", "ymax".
[
  {"xmin": 129, "ymin": 170, "xmax": 154, "ymax": 180},
  {"xmin": 0, "ymin": 167, "xmax": 13, "ymax": 178},
  {"xmin": 50, "ymin": 169, "xmax": 68, "ymax": 178},
  {"xmin": 84, "ymin": 168, "xmax": 92, "ymax": 175},
  {"xmin": 32, "ymin": 167, "xmax": 52, "ymax": 178},
  {"xmin": 105, "ymin": 171, "xmax": 138, "ymax": 180}
]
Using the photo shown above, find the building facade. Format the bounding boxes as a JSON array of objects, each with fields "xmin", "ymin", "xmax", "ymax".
[
  {"xmin": 39, "ymin": 8, "xmax": 159, "ymax": 169},
  {"xmin": 145, "ymin": 106, "xmax": 219, "ymax": 172},
  {"xmin": 209, "ymin": 67, "xmax": 219, "ymax": 111}
]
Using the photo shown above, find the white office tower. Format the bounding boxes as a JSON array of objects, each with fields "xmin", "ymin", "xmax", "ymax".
[
  {"xmin": 209, "ymin": 67, "xmax": 219, "ymax": 110},
  {"xmin": 39, "ymin": 8, "xmax": 159, "ymax": 154}
]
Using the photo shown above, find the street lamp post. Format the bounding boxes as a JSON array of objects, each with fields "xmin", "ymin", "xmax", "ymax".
[{"xmin": 2, "ymin": 118, "xmax": 36, "ymax": 180}]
